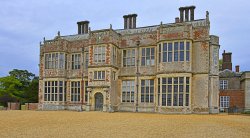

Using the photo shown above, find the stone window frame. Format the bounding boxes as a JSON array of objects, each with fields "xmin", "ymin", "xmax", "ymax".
[
  {"xmin": 44, "ymin": 52, "xmax": 66, "ymax": 69},
  {"xmin": 158, "ymin": 76, "xmax": 190, "ymax": 107},
  {"xmin": 158, "ymin": 40, "xmax": 191, "ymax": 63},
  {"xmin": 44, "ymin": 80, "xmax": 66, "ymax": 102},
  {"xmin": 121, "ymin": 80, "xmax": 135, "ymax": 103},
  {"xmin": 141, "ymin": 79, "xmax": 154, "ymax": 103},
  {"xmin": 141, "ymin": 47, "xmax": 155, "ymax": 66},
  {"xmin": 71, "ymin": 53, "xmax": 81, "ymax": 70},
  {"xmin": 122, "ymin": 48, "xmax": 136, "ymax": 67},
  {"xmin": 93, "ymin": 45, "xmax": 106, "ymax": 63},
  {"xmin": 94, "ymin": 71, "xmax": 105, "ymax": 80},
  {"xmin": 220, "ymin": 80, "xmax": 228, "ymax": 90},
  {"xmin": 70, "ymin": 81, "xmax": 81, "ymax": 102},
  {"xmin": 220, "ymin": 96, "xmax": 230, "ymax": 109}
]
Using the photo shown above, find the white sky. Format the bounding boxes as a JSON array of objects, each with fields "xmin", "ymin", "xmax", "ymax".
[{"xmin": 0, "ymin": 0, "xmax": 250, "ymax": 76}]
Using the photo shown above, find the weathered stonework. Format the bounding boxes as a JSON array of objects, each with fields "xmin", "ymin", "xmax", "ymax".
[{"xmin": 39, "ymin": 6, "xmax": 220, "ymax": 114}]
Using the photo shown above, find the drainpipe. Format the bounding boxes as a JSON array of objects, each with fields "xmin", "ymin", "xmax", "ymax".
[
  {"xmin": 208, "ymin": 41, "xmax": 211, "ymax": 113},
  {"xmin": 81, "ymin": 47, "xmax": 84, "ymax": 112},
  {"xmin": 136, "ymin": 40, "xmax": 140, "ymax": 112}
]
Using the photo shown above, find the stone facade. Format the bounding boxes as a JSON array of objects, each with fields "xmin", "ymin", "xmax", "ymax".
[{"xmin": 38, "ymin": 6, "xmax": 220, "ymax": 114}]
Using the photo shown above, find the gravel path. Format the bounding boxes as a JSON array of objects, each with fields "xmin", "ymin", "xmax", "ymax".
[{"xmin": 0, "ymin": 111, "xmax": 249, "ymax": 138}]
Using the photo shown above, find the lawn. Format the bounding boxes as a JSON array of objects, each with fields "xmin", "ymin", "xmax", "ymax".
[{"xmin": 0, "ymin": 111, "xmax": 249, "ymax": 138}]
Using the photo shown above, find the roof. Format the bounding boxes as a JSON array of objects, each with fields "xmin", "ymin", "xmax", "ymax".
[
  {"xmin": 219, "ymin": 69, "xmax": 242, "ymax": 78},
  {"xmin": 45, "ymin": 19, "xmax": 207, "ymax": 42}
]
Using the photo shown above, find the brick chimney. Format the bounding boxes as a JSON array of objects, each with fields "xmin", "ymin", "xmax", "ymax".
[
  {"xmin": 179, "ymin": 6, "xmax": 196, "ymax": 22},
  {"xmin": 77, "ymin": 20, "xmax": 89, "ymax": 34},
  {"xmin": 222, "ymin": 50, "xmax": 232, "ymax": 71},
  {"xmin": 175, "ymin": 17, "xmax": 180, "ymax": 23},
  {"xmin": 123, "ymin": 14, "xmax": 137, "ymax": 29},
  {"xmin": 235, "ymin": 65, "xmax": 240, "ymax": 72}
]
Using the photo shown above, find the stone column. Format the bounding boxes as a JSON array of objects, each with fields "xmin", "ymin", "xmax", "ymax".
[
  {"xmin": 123, "ymin": 15, "xmax": 127, "ymax": 29},
  {"xmin": 190, "ymin": 8, "xmax": 195, "ymax": 21},
  {"xmin": 129, "ymin": 16, "xmax": 132, "ymax": 29},
  {"xmin": 77, "ymin": 24, "xmax": 81, "ymax": 34},
  {"xmin": 179, "ymin": 8, "xmax": 184, "ymax": 22},
  {"xmin": 133, "ymin": 16, "xmax": 136, "ymax": 28},
  {"xmin": 185, "ymin": 8, "xmax": 189, "ymax": 21},
  {"xmin": 86, "ymin": 88, "xmax": 92, "ymax": 111}
]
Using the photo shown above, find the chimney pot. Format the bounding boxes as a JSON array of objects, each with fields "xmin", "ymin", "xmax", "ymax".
[
  {"xmin": 77, "ymin": 20, "xmax": 89, "ymax": 34},
  {"xmin": 235, "ymin": 65, "xmax": 240, "ymax": 72},
  {"xmin": 123, "ymin": 14, "xmax": 137, "ymax": 29}
]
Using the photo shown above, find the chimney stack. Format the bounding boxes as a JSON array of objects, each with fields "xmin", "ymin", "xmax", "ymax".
[
  {"xmin": 77, "ymin": 21, "xmax": 89, "ymax": 34},
  {"xmin": 179, "ymin": 6, "xmax": 196, "ymax": 22},
  {"xmin": 123, "ymin": 14, "xmax": 137, "ymax": 29},
  {"xmin": 222, "ymin": 50, "xmax": 232, "ymax": 71},
  {"xmin": 175, "ymin": 17, "xmax": 180, "ymax": 23},
  {"xmin": 235, "ymin": 65, "xmax": 240, "ymax": 72}
]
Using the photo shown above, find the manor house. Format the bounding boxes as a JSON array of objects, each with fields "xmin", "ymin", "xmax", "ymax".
[{"xmin": 38, "ymin": 6, "xmax": 220, "ymax": 114}]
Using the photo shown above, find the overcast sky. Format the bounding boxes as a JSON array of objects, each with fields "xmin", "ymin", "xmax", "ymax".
[{"xmin": 0, "ymin": 0, "xmax": 250, "ymax": 76}]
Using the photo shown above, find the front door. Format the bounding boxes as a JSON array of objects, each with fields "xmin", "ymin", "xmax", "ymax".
[{"xmin": 95, "ymin": 93, "xmax": 103, "ymax": 111}]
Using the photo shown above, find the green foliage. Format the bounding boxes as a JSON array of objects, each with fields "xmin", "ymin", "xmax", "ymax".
[
  {"xmin": 9, "ymin": 69, "xmax": 35, "ymax": 87},
  {"xmin": 0, "ymin": 69, "xmax": 38, "ymax": 106},
  {"xmin": 0, "ymin": 76, "xmax": 23, "ymax": 99},
  {"xmin": 219, "ymin": 59, "xmax": 222, "ymax": 70}
]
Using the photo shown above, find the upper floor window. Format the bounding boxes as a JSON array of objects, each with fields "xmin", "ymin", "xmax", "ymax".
[
  {"xmin": 141, "ymin": 47, "xmax": 155, "ymax": 66},
  {"xmin": 85, "ymin": 52, "xmax": 89, "ymax": 69},
  {"xmin": 112, "ymin": 46, "xmax": 117, "ymax": 65},
  {"xmin": 94, "ymin": 46, "xmax": 106, "ymax": 63},
  {"xmin": 159, "ymin": 41, "xmax": 190, "ymax": 63},
  {"xmin": 45, "ymin": 53, "xmax": 65, "ymax": 69},
  {"xmin": 123, "ymin": 49, "xmax": 135, "ymax": 67},
  {"xmin": 72, "ymin": 54, "xmax": 81, "ymax": 70},
  {"xmin": 94, "ymin": 71, "xmax": 105, "ymax": 80},
  {"xmin": 220, "ymin": 80, "xmax": 228, "ymax": 90}
]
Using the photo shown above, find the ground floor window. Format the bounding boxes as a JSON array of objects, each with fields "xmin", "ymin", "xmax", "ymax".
[
  {"xmin": 159, "ymin": 77, "xmax": 190, "ymax": 106},
  {"xmin": 44, "ymin": 81, "xmax": 66, "ymax": 102},
  {"xmin": 71, "ymin": 81, "xmax": 81, "ymax": 102},
  {"xmin": 122, "ymin": 80, "xmax": 135, "ymax": 103},
  {"xmin": 141, "ymin": 79, "xmax": 154, "ymax": 103},
  {"xmin": 220, "ymin": 96, "xmax": 230, "ymax": 109},
  {"xmin": 85, "ymin": 81, "xmax": 88, "ymax": 102}
]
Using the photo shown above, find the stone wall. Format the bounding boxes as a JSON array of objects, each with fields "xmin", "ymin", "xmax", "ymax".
[
  {"xmin": 7, "ymin": 102, "xmax": 20, "ymax": 110},
  {"xmin": 25, "ymin": 103, "xmax": 38, "ymax": 110}
]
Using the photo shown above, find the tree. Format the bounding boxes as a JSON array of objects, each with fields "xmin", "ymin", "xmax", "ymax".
[
  {"xmin": 0, "ymin": 69, "xmax": 38, "ymax": 106},
  {"xmin": 0, "ymin": 76, "xmax": 23, "ymax": 106},
  {"xmin": 23, "ymin": 76, "xmax": 39, "ymax": 103},
  {"xmin": 219, "ymin": 59, "xmax": 223, "ymax": 71},
  {"xmin": 9, "ymin": 69, "xmax": 35, "ymax": 87}
]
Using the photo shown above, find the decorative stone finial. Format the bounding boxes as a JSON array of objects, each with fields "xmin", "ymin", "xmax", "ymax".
[
  {"xmin": 57, "ymin": 31, "xmax": 60, "ymax": 36},
  {"xmin": 206, "ymin": 11, "xmax": 209, "ymax": 20},
  {"xmin": 89, "ymin": 27, "xmax": 91, "ymax": 32},
  {"xmin": 110, "ymin": 24, "xmax": 112, "ymax": 29},
  {"xmin": 43, "ymin": 37, "xmax": 45, "ymax": 42},
  {"xmin": 40, "ymin": 41, "xmax": 42, "ymax": 45}
]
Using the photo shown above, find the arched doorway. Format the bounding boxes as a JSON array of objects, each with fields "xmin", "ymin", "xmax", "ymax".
[{"xmin": 95, "ymin": 93, "xmax": 103, "ymax": 111}]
